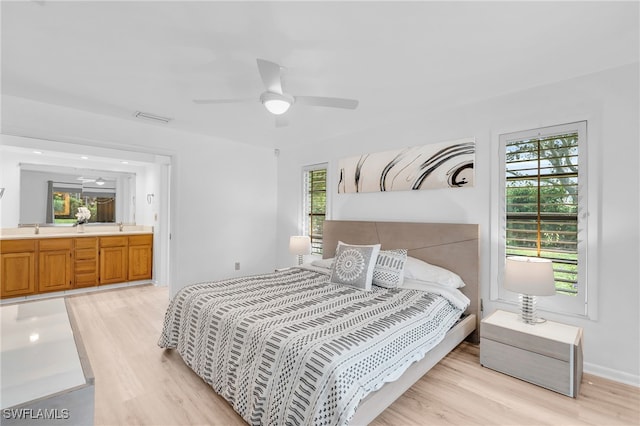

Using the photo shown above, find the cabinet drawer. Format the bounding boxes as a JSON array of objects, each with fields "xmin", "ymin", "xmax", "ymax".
[
  {"xmin": 128, "ymin": 234, "xmax": 153, "ymax": 246},
  {"xmin": 481, "ymin": 321, "xmax": 571, "ymax": 362},
  {"xmin": 39, "ymin": 238, "xmax": 73, "ymax": 251},
  {"xmin": 481, "ymin": 338, "xmax": 573, "ymax": 396},
  {"xmin": 100, "ymin": 236, "xmax": 128, "ymax": 248},
  {"xmin": 76, "ymin": 248, "xmax": 97, "ymax": 260},
  {"xmin": 75, "ymin": 259, "xmax": 97, "ymax": 273},
  {"xmin": 75, "ymin": 237, "xmax": 98, "ymax": 249},
  {"xmin": 75, "ymin": 272, "xmax": 98, "ymax": 288},
  {"xmin": 0, "ymin": 239, "xmax": 36, "ymax": 253}
]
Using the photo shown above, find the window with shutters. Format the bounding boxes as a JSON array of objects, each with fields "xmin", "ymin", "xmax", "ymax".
[
  {"xmin": 497, "ymin": 121, "xmax": 588, "ymax": 316},
  {"xmin": 303, "ymin": 165, "xmax": 327, "ymax": 255}
]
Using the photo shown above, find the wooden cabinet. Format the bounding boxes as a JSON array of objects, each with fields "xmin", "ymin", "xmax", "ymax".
[
  {"xmin": 0, "ymin": 240, "xmax": 37, "ymax": 298},
  {"xmin": 99, "ymin": 234, "xmax": 153, "ymax": 284},
  {"xmin": 480, "ymin": 310, "xmax": 583, "ymax": 397},
  {"xmin": 75, "ymin": 237, "xmax": 98, "ymax": 288},
  {"xmin": 0, "ymin": 233, "xmax": 153, "ymax": 299},
  {"xmin": 38, "ymin": 238, "xmax": 73, "ymax": 293},
  {"xmin": 128, "ymin": 234, "xmax": 153, "ymax": 281},
  {"xmin": 99, "ymin": 236, "xmax": 128, "ymax": 285}
]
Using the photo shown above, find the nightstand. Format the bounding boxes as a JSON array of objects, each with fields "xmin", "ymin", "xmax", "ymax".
[{"xmin": 480, "ymin": 309, "xmax": 583, "ymax": 397}]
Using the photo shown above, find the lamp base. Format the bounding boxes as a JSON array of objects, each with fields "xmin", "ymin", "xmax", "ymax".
[
  {"xmin": 297, "ymin": 254, "xmax": 303, "ymax": 265},
  {"xmin": 519, "ymin": 294, "xmax": 545, "ymax": 325}
]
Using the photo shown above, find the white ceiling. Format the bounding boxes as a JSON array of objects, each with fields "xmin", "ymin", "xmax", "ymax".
[{"xmin": 2, "ymin": 1, "xmax": 638, "ymax": 149}]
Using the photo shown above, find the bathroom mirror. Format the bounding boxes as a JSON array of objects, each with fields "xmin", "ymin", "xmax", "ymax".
[{"xmin": 19, "ymin": 164, "xmax": 136, "ymax": 226}]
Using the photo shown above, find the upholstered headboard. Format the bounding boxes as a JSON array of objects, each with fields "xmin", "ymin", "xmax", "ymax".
[{"xmin": 323, "ymin": 220, "xmax": 480, "ymax": 342}]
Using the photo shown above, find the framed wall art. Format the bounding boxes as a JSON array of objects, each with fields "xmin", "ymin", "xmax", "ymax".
[{"xmin": 338, "ymin": 138, "xmax": 475, "ymax": 193}]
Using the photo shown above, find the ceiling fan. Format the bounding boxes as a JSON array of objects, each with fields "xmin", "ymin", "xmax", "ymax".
[{"xmin": 193, "ymin": 59, "xmax": 359, "ymax": 124}]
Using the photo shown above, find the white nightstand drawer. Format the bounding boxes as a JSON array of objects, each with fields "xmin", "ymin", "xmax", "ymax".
[
  {"xmin": 481, "ymin": 338, "xmax": 573, "ymax": 396},
  {"xmin": 482, "ymin": 321, "xmax": 574, "ymax": 361},
  {"xmin": 480, "ymin": 310, "xmax": 583, "ymax": 397}
]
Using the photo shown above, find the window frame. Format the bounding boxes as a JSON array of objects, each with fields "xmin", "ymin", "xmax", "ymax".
[
  {"xmin": 302, "ymin": 163, "xmax": 328, "ymax": 255},
  {"xmin": 492, "ymin": 121, "xmax": 595, "ymax": 318}
]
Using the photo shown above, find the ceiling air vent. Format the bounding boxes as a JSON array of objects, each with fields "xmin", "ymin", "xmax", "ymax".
[{"xmin": 134, "ymin": 111, "xmax": 172, "ymax": 124}]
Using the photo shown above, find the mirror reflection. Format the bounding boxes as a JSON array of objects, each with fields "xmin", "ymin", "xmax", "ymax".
[
  {"xmin": 19, "ymin": 165, "xmax": 136, "ymax": 226},
  {"xmin": 50, "ymin": 178, "xmax": 116, "ymax": 224}
]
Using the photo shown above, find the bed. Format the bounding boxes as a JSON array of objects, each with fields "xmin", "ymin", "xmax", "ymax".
[{"xmin": 159, "ymin": 220, "xmax": 479, "ymax": 425}]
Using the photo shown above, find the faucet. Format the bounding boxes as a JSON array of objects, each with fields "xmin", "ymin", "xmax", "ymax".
[
  {"xmin": 118, "ymin": 222, "xmax": 124, "ymax": 232},
  {"xmin": 34, "ymin": 224, "xmax": 40, "ymax": 235}
]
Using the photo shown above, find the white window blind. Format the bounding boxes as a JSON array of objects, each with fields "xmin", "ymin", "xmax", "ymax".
[
  {"xmin": 303, "ymin": 165, "xmax": 327, "ymax": 255},
  {"xmin": 498, "ymin": 121, "xmax": 588, "ymax": 316}
]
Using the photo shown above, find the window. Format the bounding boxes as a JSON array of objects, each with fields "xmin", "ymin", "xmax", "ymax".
[
  {"xmin": 497, "ymin": 121, "xmax": 588, "ymax": 316},
  {"xmin": 303, "ymin": 165, "xmax": 327, "ymax": 255},
  {"xmin": 50, "ymin": 181, "xmax": 116, "ymax": 224}
]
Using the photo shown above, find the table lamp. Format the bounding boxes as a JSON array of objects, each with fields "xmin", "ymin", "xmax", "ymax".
[
  {"xmin": 504, "ymin": 256, "xmax": 556, "ymax": 324},
  {"xmin": 289, "ymin": 236, "xmax": 311, "ymax": 265}
]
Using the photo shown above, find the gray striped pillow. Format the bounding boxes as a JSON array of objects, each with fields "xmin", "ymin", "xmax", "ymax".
[{"xmin": 372, "ymin": 249, "xmax": 408, "ymax": 288}]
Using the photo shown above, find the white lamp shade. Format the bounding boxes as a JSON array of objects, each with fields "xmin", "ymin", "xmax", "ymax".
[
  {"xmin": 289, "ymin": 236, "xmax": 311, "ymax": 255},
  {"xmin": 504, "ymin": 256, "xmax": 556, "ymax": 296}
]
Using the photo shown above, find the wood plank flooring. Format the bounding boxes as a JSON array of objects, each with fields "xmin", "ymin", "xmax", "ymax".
[{"xmin": 66, "ymin": 284, "xmax": 640, "ymax": 426}]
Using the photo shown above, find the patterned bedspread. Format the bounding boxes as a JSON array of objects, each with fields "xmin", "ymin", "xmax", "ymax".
[{"xmin": 158, "ymin": 267, "xmax": 464, "ymax": 426}]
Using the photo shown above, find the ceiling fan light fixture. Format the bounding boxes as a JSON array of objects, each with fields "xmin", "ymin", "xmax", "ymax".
[
  {"xmin": 260, "ymin": 92, "xmax": 294, "ymax": 115},
  {"xmin": 264, "ymin": 99, "xmax": 290, "ymax": 115}
]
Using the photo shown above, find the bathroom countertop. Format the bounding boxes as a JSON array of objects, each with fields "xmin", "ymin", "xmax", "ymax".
[{"xmin": 0, "ymin": 225, "xmax": 153, "ymax": 240}]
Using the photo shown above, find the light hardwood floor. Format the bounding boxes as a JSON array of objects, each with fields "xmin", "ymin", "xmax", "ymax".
[{"xmin": 66, "ymin": 284, "xmax": 640, "ymax": 426}]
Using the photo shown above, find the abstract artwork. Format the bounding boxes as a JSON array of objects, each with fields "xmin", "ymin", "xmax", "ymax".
[{"xmin": 338, "ymin": 138, "xmax": 475, "ymax": 193}]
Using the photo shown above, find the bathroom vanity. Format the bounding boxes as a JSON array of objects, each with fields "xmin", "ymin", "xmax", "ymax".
[{"xmin": 0, "ymin": 226, "xmax": 153, "ymax": 300}]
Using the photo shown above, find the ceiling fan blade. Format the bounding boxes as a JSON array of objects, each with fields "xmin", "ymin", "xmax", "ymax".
[
  {"xmin": 295, "ymin": 96, "xmax": 359, "ymax": 110},
  {"xmin": 256, "ymin": 58, "xmax": 283, "ymax": 94},
  {"xmin": 193, "ymin": 98, "xmax": 253, "ymax": 104}
]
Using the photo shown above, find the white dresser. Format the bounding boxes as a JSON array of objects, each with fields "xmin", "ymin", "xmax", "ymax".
[{"xmin": 480, "ymin": 309, "xmax": 583, "ymax": 397}]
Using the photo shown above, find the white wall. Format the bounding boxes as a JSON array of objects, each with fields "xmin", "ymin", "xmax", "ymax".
[
  {"xmin": 276, "ymin": 63, "xmax": 640, "ymax": 385},
  {"xmin": 1, "ymin": 95, "xmax": 279, "ymax": 296}
]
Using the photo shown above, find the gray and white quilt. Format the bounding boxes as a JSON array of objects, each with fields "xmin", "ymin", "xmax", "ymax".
[{"xmin": 158, "ymin": 267, "xmax": 465, "ymax": 426}]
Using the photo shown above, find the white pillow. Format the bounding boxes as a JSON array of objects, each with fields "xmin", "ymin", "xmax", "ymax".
[
  {"xmin": 372, "ymin": 249, "xmax": 407, "ymax": 289},
  {"xmin": 311, "ymin": 258, "xmax": 334, "ymax": 269},
  {"xmin": 403, "ymin": 256, "xmax": 466, "ymax": 288},
  {"xmin": 330, "ymin": 242, "xmax": 381, "ymax": 291},
  {"xmin": 402, "ymin": 278, "xmax": 470, "ymax": 310}
]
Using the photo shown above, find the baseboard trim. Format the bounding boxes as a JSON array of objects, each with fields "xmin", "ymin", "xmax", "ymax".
[
  {"xmin": 584, "ymin": 362, "xmax": 640, "ymax": 388},
  {"xmin": 0, "ymin": 280, "xmax": 154, "ymax": 305}
]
